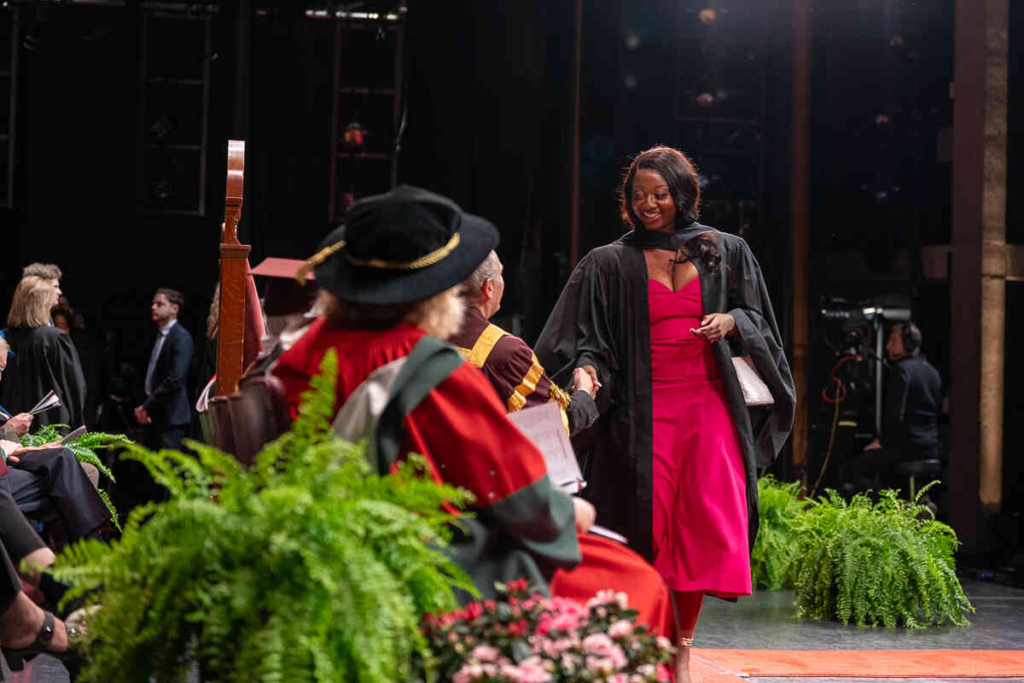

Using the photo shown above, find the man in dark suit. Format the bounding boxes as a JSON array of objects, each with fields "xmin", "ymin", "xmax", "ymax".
[{"xmin": 135, "ymin": 289, "xmax": 194, "ymax": 452}]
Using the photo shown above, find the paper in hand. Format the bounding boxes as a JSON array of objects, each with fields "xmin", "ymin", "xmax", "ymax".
[
  {"xmin": 506, "ymin": 402, "xmax": 585, "ymax": 494},
  {"xmin": 61, "ymin": 425, "xmax": 88, "ymax": 445},
  {"xmin": 29, "ymin": 390, "xmax": 62, "ymax": 416},
  {"xmin": 589, "ymin": 525, "xmax": 628, "ymax": 545}
]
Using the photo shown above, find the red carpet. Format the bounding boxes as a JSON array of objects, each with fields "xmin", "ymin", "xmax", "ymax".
[{"xmin": 693, "ymin": 649, "xmax": 1024, "ymax": 678}]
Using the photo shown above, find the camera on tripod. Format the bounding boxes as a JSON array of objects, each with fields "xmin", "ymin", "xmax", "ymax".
[
  {"xmin": 820, "ymin": 297, "xmax": 911, "ymax": 356},
  {"xmin": 817, "ymin": 296, "xmax": 912, "ymax": 438}
]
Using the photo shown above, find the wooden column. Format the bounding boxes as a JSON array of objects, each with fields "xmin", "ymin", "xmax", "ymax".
[
  {"xmin": 789, "ymin": 0, "xmax": 811, "ymax": 485},
  {"xmin": 950, "ymin": 0, "xmax": 1008, "ymax": 553},
  {"xmin": 217, "ymin": 140, "xmax": 248, "ymax": 396}
]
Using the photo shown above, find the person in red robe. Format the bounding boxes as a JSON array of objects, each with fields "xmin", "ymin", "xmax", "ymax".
[{"xmin": 272, "ymin": 186, "xmax": 672, "ymax": 636}]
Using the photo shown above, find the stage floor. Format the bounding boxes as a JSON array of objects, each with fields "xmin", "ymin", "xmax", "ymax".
[
  {"xmin": 695, "ymin": 578, "xmax": 1024, "ymax": 683},
  {"xmin": 3, "ymin": 579, "xmax": 1021, "ymax": 682}
]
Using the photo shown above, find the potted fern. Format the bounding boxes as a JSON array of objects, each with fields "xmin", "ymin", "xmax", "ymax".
[
  {"xmin": 19, "ymin": 423, "xmax": 129, "ymax": 529},
  {"xmin": 750, "ymin": 475, "xmax": 807, "ymax": 591},
  {"xmin": 51, "ymin": 351, "xmax": 477, "ymax": 682},
  {"xmin": 790, "ymin": 484, "xmax": 974, "ymax": 628}
]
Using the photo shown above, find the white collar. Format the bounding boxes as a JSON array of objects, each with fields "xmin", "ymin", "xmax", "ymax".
[{"xmin": 158, "ymin": 318, "xmax": 178, "ymax": 336}]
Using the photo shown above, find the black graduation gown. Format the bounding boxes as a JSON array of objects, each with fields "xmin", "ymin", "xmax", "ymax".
[
  {"xmin": 534, "ymin": 226, "xmax": 795, "ymax": 562},
  {"xmin": 0, "ymin": 326, "xmax": 88, "ymax": 429}
]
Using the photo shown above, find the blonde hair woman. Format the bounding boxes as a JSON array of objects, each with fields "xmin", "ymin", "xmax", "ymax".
[{"xmin": 1, "ymin": 277, "xmax": 86, "ymax": 428}]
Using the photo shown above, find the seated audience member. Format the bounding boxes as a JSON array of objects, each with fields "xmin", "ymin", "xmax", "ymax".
[
  {"xmin": 448, "ymin": 249, "xmax": 598, "ymax": 436},
  {"xmin": 1, "ymin": 277, "xmax": 87, "ymax": 429},
  {"xmin": 0, "ymin": 485, "xmax": 84, "ymax": 673},
  {"xmin": 847, "ymin": 321, "xmax": 942, "ymax": 489},
  {"xmin": 271, "ymin": 186, "xmax": 673, "ymax": 635},
  {"xmin": 0, "ymin": 484, "xmax": 74, "ymax": 615},
  {"xmin": 0, "ymin": 336, "xmax": 111, "ymax": 540}
]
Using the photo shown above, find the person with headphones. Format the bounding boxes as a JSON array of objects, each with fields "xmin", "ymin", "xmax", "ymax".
[{"xmin": 850, "ymin": 321, "xmax": 943, "ymax": 491}]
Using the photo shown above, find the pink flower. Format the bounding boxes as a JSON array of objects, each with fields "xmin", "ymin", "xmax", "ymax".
[
  {"xmin": 507, "ymin": 619, "xmax": 528, "ymax": 636},
  {"xmin": 549, "ymin": 612, "xmax": 581, "ymax": 632},
  {"xmin": 606, "ymin": 675, "xmax": 629, "ymax": 683},
  {"xmin": 553, "ymin": 597, "xmax": 586, "ymax": 612},
  {"xmin": 585, "ymin": 589, "xmax": 629, "ymax": 610},
  {"xmin": 637, "ymin": 664, "xmax": 656, "ymax": 677},
  {"xmin": 537, "ymin": 636, "xmax": 577, "ymax": 657},
  {"xmin": 453, "ymin": 663, "xmax": 484, "ymax": 683},
  {"xmin": 507, "ymin": 578, "xmax": 529, "ymax": 592},
  {"xmin": 465, "ymin": 602, "xmax": 484, "ymax": 621},
  {"xmin": 608, "ymin": 620, "xmax": 633, "ymax": 639},
  {"xmin": 586, "ymin": 656, "xmax": 615, "ymax": 675},
  {"xmin": 484, "ymin": 599, "xmax": 497, "ymax": 611},
  {"xmin": 583, "ymin": 633, "xmax": 616, "ymax": 655},
  {"xmin": 469, "ymin": 645, "xmax": 501, "ymax": 663},
  {"xmin": 517, "ymin": 661, "xmax": 554, "ymax": 683},
  {"xmin": 656, "ymin": 664, "xmax": 672, "ymax": 681},
  {"xmin": 656, "ymin": 636, "xmax": 673, "ymax": 651}
]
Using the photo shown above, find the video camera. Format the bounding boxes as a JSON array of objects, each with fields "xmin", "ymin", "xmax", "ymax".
[{"xmin": 819, "ymin": 297, "xmax": 911, "ymax": 356}]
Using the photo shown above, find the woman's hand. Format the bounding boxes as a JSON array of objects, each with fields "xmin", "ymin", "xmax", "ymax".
[
  {"xmin": 579, "ymin": 365, "xmax": 601, "ymax": 393},
  {"xmin": 572, "ymin": 496, "xmax": 596, "ymax": 535},
  {"xmin": 572, "ymin": 367, "xmax": 597, "ymax": 398},
  {"xmin": 691, "ymin": 313, "xmax": 736, "ymax": 343},
  {"xmin": 5, "ymin": 441, "xmax": 61, "ymax": 464},
  {"xmin": 4, "ymin": 413, "xmax": 33, "ymax": 437}
]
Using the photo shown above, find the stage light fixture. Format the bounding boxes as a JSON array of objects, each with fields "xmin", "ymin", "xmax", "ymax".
[
  {"xmin": 343, "ymin": 121, "xmax": 366, "ymax": 151},
  {"xmin": 696, "ymin": 92, "xmax": 714, "ymax": 107},
  {"xmin": 699, "ymin": 8, "xmax": 716, "ymax": 25}
]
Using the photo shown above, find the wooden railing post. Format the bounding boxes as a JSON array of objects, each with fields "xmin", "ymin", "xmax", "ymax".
[{"xmin": 217, "ymin": 139, "xmax": 248, "ymax": 395}]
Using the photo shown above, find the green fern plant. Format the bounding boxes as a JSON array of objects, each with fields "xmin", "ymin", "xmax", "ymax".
[
  {"xmin": 19, "ymin": 423, "xmax": 129, "ymax": 531},
  {"xmin": 50, "ymin": 350, "xmax": 477, "ymax": 683},
  {"xmin": 790, "ymin": 483, "xmax": 973, "ymax": 628},
  {"xmin": 751, "ymin": 475, "xmax": 807, "ymax": 591}
]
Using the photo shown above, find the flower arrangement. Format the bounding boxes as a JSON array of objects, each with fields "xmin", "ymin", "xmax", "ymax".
[{"xmin": 422, "ymin": 580, "xmax": 675, "ymax": 683}]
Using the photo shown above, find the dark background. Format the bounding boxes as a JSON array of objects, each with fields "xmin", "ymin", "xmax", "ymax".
[{"xmin": 0, "ymin": 1, "xmax": 1021, "ymax": 559}]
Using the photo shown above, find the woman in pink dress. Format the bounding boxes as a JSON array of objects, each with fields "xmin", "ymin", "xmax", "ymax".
[{"xmin": 536, "ymin": 147, "xmax": 794, "ymax": 683}]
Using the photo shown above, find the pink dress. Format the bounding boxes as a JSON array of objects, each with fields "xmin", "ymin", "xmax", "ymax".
[{"xmin": 649, "ymin": 278, "xmax": 751, "ymax": 597}]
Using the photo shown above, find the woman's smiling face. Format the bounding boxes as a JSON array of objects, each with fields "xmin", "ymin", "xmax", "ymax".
[{"xmin": 631, "ymin": 168, "xmax": 676, "ymax": 233}]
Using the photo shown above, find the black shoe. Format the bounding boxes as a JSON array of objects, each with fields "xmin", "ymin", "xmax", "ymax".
[{"xmin": 2, "ymin": 610, "xmax": 84, "ymax": 672}]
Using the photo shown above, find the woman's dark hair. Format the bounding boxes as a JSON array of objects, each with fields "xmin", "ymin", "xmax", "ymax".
[{"xmin": 619, "ymin": 146, "xmax": 720, "ymax": 270}]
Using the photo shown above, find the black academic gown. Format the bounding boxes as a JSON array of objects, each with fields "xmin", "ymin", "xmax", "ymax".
[
  {"xmin": 0, "ymin": 326, "xmax": 87, "ymax": 429},
  {"xmin": 534, "ymin": 225, "xmax": 795, "ymax": 562}
]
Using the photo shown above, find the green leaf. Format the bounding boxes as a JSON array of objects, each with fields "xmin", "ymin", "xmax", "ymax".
[{"xmin": 52, "ymin": 349, "xmax": 474, "ymax": 683}]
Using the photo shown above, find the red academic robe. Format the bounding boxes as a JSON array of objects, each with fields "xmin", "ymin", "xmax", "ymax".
[
  {"xmin": 273, "ymin": 319, "xmax": 672, "ymax": 636},
  {"xmin": 273, "ymin": 320, "xmax": 580, "ymax": 594}
]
